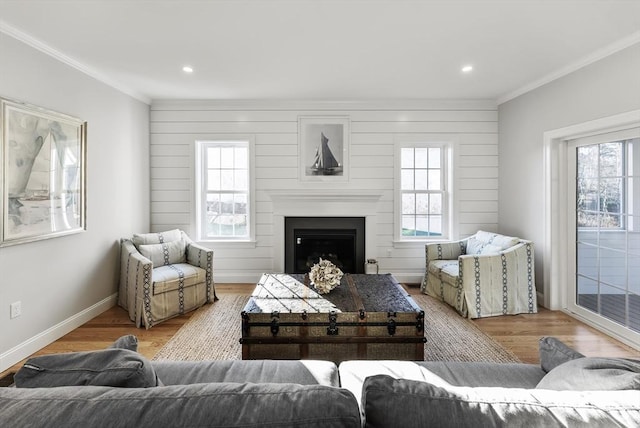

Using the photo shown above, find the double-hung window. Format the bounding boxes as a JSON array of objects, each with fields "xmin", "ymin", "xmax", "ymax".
[
  {"xmin": 397, "ymin": 143, "xmax": 448, "ymax": 240},
  {"xmin": 196, "ymin": 140, "xmax": 253, "ymax": 241}
]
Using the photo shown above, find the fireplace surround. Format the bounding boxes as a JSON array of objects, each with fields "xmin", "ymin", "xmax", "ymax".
[{"xmin": 267, "ymin": 190, "xmax": 384, "ymax": 274}]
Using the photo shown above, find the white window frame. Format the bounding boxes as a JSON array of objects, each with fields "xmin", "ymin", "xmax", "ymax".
[
  {"xmin": 394, "ymin": 138, "xmax": 453, "ymax": 244},
  {"xmin": 195, "ymin": 137, "xmax": 255, "ymax": 244}
]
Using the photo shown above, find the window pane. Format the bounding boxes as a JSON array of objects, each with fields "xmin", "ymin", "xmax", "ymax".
[
  {"xmin": 429, "ymin": 194, "xmax": 442, "ymax": 214},
  {"xmin": 220, "ymin": 194, "xmax": 234, "ymax": 214},
  {"xmin": 207, "ymin": 170, "xmax": 220, "ymax": 190},
  {"xmin": 429, "ymin": 216, "xmax": 442, "ymax": 235},
  {"xmin": 401, "ymin": 170, "xmax": 414, "ymax": 190},
  {"xmin": 221, "ymin": 170, "xmax": 234, "ymax": 190},
  {"xmin": 235, "ymin": 147, "xmax": 248, "ymax": 169},
  {"xmin": 599, "ymin": 178, "xmax": 622, "ymax": 214},
  {"xmin": 577, "ymin": 145, "xmax": 598, "ymax": 179},
  {"xmin": 402, "ymin": 194, "xmax": 415, "ymax": 214},
  {"xmin": 234, "ymin": 215, "xmax": 248, "ymax": 236},
  {"xmin": 600, "ymin": 142, "xmax": 623, "ymax": 177},
  {"xmin": 234, "ymin": 193, "xmax": 247, "ymax": 214},
  {"xmin": 428, "ymin": 148, "xmax": 441, "ymax": 168},
  {"xmin": 416, "ymin": 194, "xmax": 428, "ymax": 214},
  {"xmin": 401, "ymin": 148, "xmax": 414, "ymax": 168},
  {"xmin": 207, "ymin": 147, "xmax": 220, "ymax": 169},
  {"xmin": 234, "ymin": 170, "xmax": 247, "ymax": 190},
  {"xmin": 428, "ymin": 170, "xmax": 441, "ymax": 190},
  {"xmin": 415, "ymin": 215, "xmax": 428, "ymax": 236},
  {"xmin": 206, "ymin": 193, "xmax": 220, "ymax": 215},
  {"xmin": 221, "ymin": 147, "xmax": 234, "ymax": 168},
  {"xmin": 415, "ymin": 148, "xmax": 428, "ymax": 168},
  {"xmin": 577, "ymin": 178, "xmax": 598, "ymax": 211},
  {"xmin": 402, "ymin": 216, "xmax": 416, "ymax": 236},
  {"xmin": 415, "ymin": 170, "xmax": 428, "ymax": 190}
]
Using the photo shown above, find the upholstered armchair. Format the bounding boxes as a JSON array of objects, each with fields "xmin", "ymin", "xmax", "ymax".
[
  {"xmin": 118, "ymin": 229, "xmax": 216, "ymax": 328},
  {"xmin": 421, "ymin": 230, "xmax": 537, "ymax": 319}
]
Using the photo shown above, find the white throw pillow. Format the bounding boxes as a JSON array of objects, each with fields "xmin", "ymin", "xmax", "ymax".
[
  {"xmin": 138, "ymin": 240, "xmax": 186, "ymax": 266},
  {"xmin": 132, "ymin": 229, "xmax": 182, "ymax": 246},
  {"xmin": 475, "ymin": 230, "xmax": 519, "ymax": 250}
]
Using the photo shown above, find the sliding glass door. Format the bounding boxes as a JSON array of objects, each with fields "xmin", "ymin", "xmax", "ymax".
[{"xmin": 568, "ymin": 132, "xmax": 640, "ymax": 342}]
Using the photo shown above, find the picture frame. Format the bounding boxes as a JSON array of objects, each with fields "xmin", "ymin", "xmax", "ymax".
[
  {"xmin": 298, "ymin": 116, "xmax": 350, "ymax": 182},
  {"xmin": 1, "ymin": 98, "xmax": 86, "ymax": 246}
]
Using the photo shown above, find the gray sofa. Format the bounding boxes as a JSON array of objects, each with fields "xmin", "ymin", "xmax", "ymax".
[{"xmin": 1, "ymin": 336, "xmax": 639, "ymax": 427}]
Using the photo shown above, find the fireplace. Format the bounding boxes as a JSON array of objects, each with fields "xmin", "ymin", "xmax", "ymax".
[{"xmin": 285, "ymin": 217, "xmax": 365, "ymax": 274}]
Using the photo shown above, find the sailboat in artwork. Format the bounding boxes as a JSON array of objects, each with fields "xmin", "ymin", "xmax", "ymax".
[{"xmin": 308, "ymin": 132, "xmax": 342, "ymax": 175}]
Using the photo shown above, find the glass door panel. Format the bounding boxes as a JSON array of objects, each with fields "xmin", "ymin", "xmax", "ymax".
[{"xmin": 574, "ymin": 138, "xmax": 640, "ymax": 335}]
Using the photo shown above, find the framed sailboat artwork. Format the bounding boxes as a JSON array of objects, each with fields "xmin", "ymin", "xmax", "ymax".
[{"xmin": 298, "ymin": 116, "xmax": 350, "ymax": 182}]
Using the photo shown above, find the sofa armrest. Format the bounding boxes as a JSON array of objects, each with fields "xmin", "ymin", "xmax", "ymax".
[
  {"xmin": 119, "ymin": 239, "xmax": 154, "ymax": 328},
  {"xmin": 421, "ymin": 240, "xmax": 467, "ymax": 293},
  {"xmin": 458, "ymin": 241, "xmax": 536, "ymax": 318},
  {"xmin": 426, "ymin": 240, "xmax": 466, "ymax": 262},
  {"xmin": 184, "ymin": 240, "xmax": 216, "ymax": 302}
]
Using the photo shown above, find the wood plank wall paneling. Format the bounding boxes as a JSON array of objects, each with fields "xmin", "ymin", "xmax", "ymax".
[{"xmin": 150, "ymin": 101, "xmax": 499, "ymax": 282}]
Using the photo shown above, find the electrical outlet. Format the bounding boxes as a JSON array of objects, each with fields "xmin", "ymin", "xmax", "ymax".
[{"xmin": 10, "ymin": 301, "xmax": 21, "ymax": 319}]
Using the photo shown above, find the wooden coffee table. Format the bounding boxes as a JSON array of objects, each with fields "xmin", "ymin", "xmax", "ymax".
[{"xmin": 240, "ymin": 273, "xmax": 426, "ymax": 362}]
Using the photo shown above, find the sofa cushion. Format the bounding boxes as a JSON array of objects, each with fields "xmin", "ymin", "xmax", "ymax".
[
  {"xmin": 362, "ymin": 374, "xmax": 640, "ymax": 428},
  {"xmin": 152, "ymin": 360, "xmax": 340, "ymax": 387},
  {"xmin": 132, "ymin": 229, "xmax": 182, "ymax": 246},
  {"xmin": 152, "ymin": 263, "xmax": 206, "ymax": 295},
  {"xmin": 536, "ymin": 357, "xmax": 640, "ymax": 391},
  {"xmin": 14, "ymin": 348, "xmax": 160, "ymax": 388},
  {"xmin": 138, "ymin": 240, "xmax": 186, "ymax": 266},
  {"xmin": 428, "ymin": 260, "xmax": 460, "ymax": 285},
  {"xmin": 539, "ymin": 336, "xmax": 584, "ymax": 373},
  {"xmin": 339, "ymin": 360, "xmax": 545, "ymax": 416},
  {"xmin": 0, "ymin": 382, "xmax": 361, "ymax": 428}
]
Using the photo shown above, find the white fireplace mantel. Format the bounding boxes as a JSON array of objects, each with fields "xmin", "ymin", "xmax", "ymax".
[{"xmin": 267, "ymin": 190, "xmax": 384, "ymax": 272}]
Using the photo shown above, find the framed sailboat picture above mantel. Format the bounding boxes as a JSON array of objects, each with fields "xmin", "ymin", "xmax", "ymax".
[{"xmin": 298, "ymin": 116, "xmax": 350, "ymax": 182}]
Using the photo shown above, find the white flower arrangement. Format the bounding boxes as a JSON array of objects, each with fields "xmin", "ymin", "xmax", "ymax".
[{"xmin": 309, "ymin": 258, "xmax": 344, "ymax": 294}]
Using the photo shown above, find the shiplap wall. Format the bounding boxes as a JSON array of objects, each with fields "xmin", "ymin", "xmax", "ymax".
[{"xmin": 150, "ymin": 100, "xmax": 498, "ymax": 283}]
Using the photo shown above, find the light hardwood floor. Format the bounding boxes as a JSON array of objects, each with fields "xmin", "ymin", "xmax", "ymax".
[{"xmin": 2, "ymin": 283, "xmax": 638, "ymax": 379}]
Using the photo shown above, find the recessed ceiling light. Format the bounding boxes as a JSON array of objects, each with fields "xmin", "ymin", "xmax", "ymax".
[
  {"xmin": 461, "ymin": 65, "xmax": 473, "ymax": 73},
  {"xmin": 182, "ymin": 66, "xmax": 194, "ymax": 73}
]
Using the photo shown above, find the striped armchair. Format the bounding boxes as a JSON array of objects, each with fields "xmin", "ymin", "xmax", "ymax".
[
  {"xmin": 118, "ymin": 229, "xmax": 216, "ymax": 328},
  {"xmin": 421, "ymin": 231, "xmax": 537, "ymax": 318}
]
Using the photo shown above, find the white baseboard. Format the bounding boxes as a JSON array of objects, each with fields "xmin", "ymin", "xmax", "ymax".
[{"xmin": 0, "ymin": 293, "xmax": 117, "ymax": 373}]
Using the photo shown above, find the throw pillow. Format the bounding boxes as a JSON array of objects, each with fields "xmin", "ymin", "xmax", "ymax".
[
  {"xmin": 466, "ymin": 238, "xmax": 501, "ymax": 255},
  {"xmin": 362, "ymin": 374, "xmax": 640, "ymax": 428},
  {"xmin": 536, "ymin": 357, "xmax": 640, "ymax": 391},
  {"xmin": 138, "ymin": 240, "xmax": 186, "ymax": 266},
  {"xmin": 475, "ymin": 230, "xmax": 519, "ymax": 250},
  {"xmin": 539, "ymin": 336, "xmax": 584, "ymax": 373},
  {"xmin": 466, "ymin": 237, "xmax": 485, "ymax": 254},
  {"xmin": 132, "ymin": 229, "xmax": 182, "ymax": 246},
  {"xmin": 14, "ymin": 348, "xmax": 160, "ymax": 388}
]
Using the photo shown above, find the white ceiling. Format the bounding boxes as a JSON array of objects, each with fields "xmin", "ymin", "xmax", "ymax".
[{"xmin": 1, "ymin": 0, "xmax": 639, "ymax": 104}]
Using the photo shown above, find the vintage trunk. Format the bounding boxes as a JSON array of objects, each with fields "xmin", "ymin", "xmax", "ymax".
[{"xmin": 241, "ymin": 273, "xmax": 426, "ymax": 362}]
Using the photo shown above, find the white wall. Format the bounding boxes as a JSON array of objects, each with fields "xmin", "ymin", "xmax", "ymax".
[
  {"xmin": 150, "ymin": 100, "xmax": 499, "ymax": 283},
  {"xmin": 0, "ymin": 33, "xmax": 150, "ymax": 371},
  {"xmin": 498, "ymin": 44, "xmax": 640, "ymax": 303}
]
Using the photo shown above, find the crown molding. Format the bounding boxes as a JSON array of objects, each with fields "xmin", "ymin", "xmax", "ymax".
[
  {"xmin": 0, "ymin": 20, "xmax": 151, "ymax": 105},
  {"xmin": 497, "ymin": 30, "xmax": 640, "ymax": 105}
]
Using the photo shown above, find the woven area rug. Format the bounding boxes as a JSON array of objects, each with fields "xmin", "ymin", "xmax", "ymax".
[{"xmin": 153, "ymin": 293, "xmax": 520, "ymax": 363}]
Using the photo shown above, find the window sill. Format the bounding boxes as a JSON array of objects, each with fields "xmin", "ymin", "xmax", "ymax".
[
  {"xmin": 392, "ymin": 239, "xmax": 450, "ymax": 249},
  {"xmin": 196, "ymin": 240, "xmax": 257, "ymax": 249}
]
